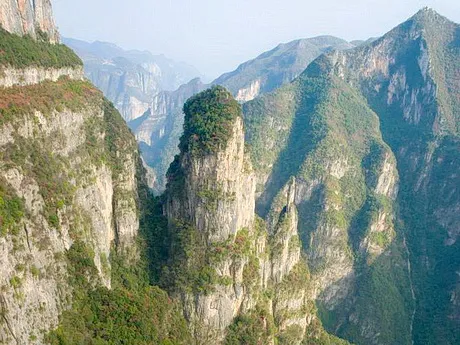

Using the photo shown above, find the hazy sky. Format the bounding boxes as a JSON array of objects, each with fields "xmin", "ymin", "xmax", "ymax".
[{"xmin": 53, "ymin": 0, "xmax": 460, "ymax": 80}]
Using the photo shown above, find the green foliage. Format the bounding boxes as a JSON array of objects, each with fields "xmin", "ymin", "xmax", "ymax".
[
  {"xmin": 303, "ymin": 318, "xmax": 352, "ymax": 345},
  {"xmin": 2, "ymin": 137, "xmax": 76, "ymax": 230},
  {"xmin": 47, "ymin": 285, "xmax": 190, "ymax": 345},
  {"xmin": 224, "ymin": 308, "xmax": 275, "ymax": 345},
  {"xmin": 160, "ymin": 220, "xmax": 218, "ymax": 294},
  {"xmin": 0, "ymin": 78, "xmax": 101, "ymax": 126},
  {"xmin": 0, "ymin": 178, "xmax": 24, "ymax": 236},
  {"xmin": 102, "ymin": 99, "xmax": 137, "ymax": 176},
  {"xmin": 180, "ymin": 85, "xmax": 241, "ymax": 157},
  {"xmin": 244, "ymin": 76, "xmax": 330, "ymax": 216},
  {"xmin": 278, "ymin": 325, "xmax": 304, "ymax": 345},
  {"xmin": 66, "ymin": 240, "xmax": 98, "ymax": 289},
  {"xmin": 9, "ymin": 276, "xmax": 21, "ymax": 288},
  {"xmin": 276, "ymin": 262, "xmax": 311, "ymax": 295},
  {"xmin": 47, "ymin": 238, "xmax": 191, "ymax": 345},
  {"xmin": 244, "ymin": 54, "xmax": 414, "ymax": 345},
  {"xmin": 0, "ymin": 28, "xmax": 82, "ymax": 68}
]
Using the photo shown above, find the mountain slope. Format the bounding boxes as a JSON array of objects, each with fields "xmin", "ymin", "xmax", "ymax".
[
  {"xmin": 215, "ymin": 36, "xmax": 355, "ymax": 102},
  {"xmin": 0, "ymin": 6, "xmax": 190, "ymax": 345},
  {"xmin": 243, "ymin": 7, "xmax": 460, "ymax": 345},
  {"xmin": 160, "ymin": 86, "xmax": 350, "ymax": 344}
]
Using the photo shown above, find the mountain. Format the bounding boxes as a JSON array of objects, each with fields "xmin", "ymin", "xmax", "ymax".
[
  {"xmin": 215, "ymin": 35, "xmax": 355, "ymax": 102},
  {"xmin": 133, "ymin": 36, "xmax": 357, "ymax": 192},
  {"xmin": 63, "ymin": 37, "xmax": 201, "ymax": 122},
  {"xmin": 2, "ymin": 3, "xmax": 459, "ymax": 345},
  {"xmin": 0, "ymin": 3, "xmax": 189, "ymax": 344},
  {"xmin": 243, "ymin": 7, "xmax": 460, "ymax": 345},
  {"xmin": 159, "ymin": 86, "xmax": 350, "ymax": 344}
]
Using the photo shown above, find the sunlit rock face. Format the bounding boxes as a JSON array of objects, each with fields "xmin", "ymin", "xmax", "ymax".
[
  {"xmin": 164, "ymin": 87, "xmax": 335, "ymax": 345},
  {"xmin": 0, "ymin": 0, "xmax": 59, "ymax": 42}
]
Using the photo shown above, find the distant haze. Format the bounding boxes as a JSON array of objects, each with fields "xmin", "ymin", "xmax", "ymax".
[{"xmin": 53, "ymin": 0, "xmax": 460, "ymax": 80}]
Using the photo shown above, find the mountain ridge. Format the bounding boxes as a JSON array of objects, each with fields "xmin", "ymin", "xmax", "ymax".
[{"xmin": 243, "ymin": 7, "xmax": 460, "ymax": 344}]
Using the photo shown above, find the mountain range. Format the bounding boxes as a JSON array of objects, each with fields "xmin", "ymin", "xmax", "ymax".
[
  {"xmin": 63, "ymin": 37, "xmax": 201, "ymax": 122},
  {"xmin": 0, "ymin": 2, "xmax": 458, "ymax": 345}
]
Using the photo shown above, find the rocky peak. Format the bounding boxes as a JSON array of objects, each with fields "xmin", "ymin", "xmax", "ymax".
[
  {"xmin": 411, "ymin": 7, "xmax": 450, "ymax": 25},
  {"xmin": 166, "ymin": 85, "xmax": 255, "ymax": 243},
  {"xmin": 0, "ymin": 0, "xmax": 59, "ymax": 42}
]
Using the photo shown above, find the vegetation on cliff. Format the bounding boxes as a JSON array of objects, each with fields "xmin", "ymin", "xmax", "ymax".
[
  {"xmin": 47, "ymin": 242, "xmax": 191, "ymax": 345},
  {"xmin": 0, "ymin": 28, "xmax": 82, "ymax": 68},
  {"xmin": 179, "ymin": 85, "xmax": 241, "ymax": 157}
]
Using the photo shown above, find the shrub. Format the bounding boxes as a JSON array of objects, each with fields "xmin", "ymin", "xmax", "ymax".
[
  {"xmin": 0, "ymin": 28, "xmax": 82, "ymax": 68},
  {"xmin": 180, "ymin": 85, "xmax": 241, "ymax": 157}
]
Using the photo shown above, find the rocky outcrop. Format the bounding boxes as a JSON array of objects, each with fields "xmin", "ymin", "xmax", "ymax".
[
  {"xmin": 166, "ymin": 115, "xmax": 255, "ymax": 243},
  {"xmin": 235, "ymin": 79, "xmax": 261, "ymax": 102},
  {"xmin": 163, "ymin": 87, "xmax": 342, "ymax": 344},
  {"xmin": 0, "ymin": 85, "xmax": 141, "ymax": 344},
  {"xmin": 0, "ymin": 66, "xmax": 84, "ymax": 88},
  {"xmin": 126, "ymin": 36, "xmax": 356, "ymax": 193},
  {"xmin": 132, "ymin": 78, "xmax": 206, "ymax": 193},
  {"xmin": 0, "ymin": 0, "xmax": 59, "ymax": 42}
]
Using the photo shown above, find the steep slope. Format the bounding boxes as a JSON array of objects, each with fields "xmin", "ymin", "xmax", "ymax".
[
  {"xmin": 132, "ymin": 36, "xmax": 355, "ymax": 192},
  {"xmin": 243, "ymin": 7, "xmax": 460, "ymax": 345},
  {"xmin": 64, "ymin": 38, "xmax": 201, "ymax": 122},
  {"xmin": 161, "ymin": 86, "xmax": 350, "ymax": 344},
  {"xmin": 215, "ymin": 36, "xmax": 355, "ymax": 102},
  {"xmin": 0, "ymin": 0, "xmax": 59, "ymax": 42},
  {"xmin": 0, "ymin": 7, "xmax": 190, "ymax": 345},
  {"xmin": 245, "ymin": 65, "xmax": 412, "ymax": 345},
  {"xmin": 131, "ymin": 78, "xmax": 205, "ymax": 191}
]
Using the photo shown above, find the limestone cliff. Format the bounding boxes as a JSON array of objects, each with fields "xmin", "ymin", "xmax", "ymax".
[
  {"xmin": 0, "ymin": 78, "xmax": 143, "ymax": 344},
  {"xmin": 0, "ymin": 5, "xmax": 143, "ymax": 343},
  {"xmin": 132, "ymin": 78, "xmax": 206, "ymax": 193},
  {"xmin": 163, "ymin": 86, "xmax": 348, "ymax": 344},
  {"xmin": 0, "ymin": 0, "xmax": 59, "ymax": 42}
]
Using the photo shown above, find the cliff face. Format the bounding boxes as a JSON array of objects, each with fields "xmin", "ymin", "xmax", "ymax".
[
  {"xmin": 166, "ymin": 115, "xmax": 255, "ymax": 243},
  {"xmin": 0, "ymin": 6, "xmax": 145, "ymax": 344},
  {"xmin": 0, "ymin": 79, "xmax": 142, "ymax": 344},
  {"xmin": 243, "ymin": 8, "xmax": 460, "ymax": 345},
  {"xmin": 132, "ymin": 78, "xmax": 206, "ymax": 193},
  {"xmin": 163, "ymin": 86, "xmax": 348, "ymax": 344},
  {"xmin": 0, "ymin": 0, "xmax": 59, "ymax": 42},
  {"xmin": 0, "ymin": 66, "xmax": 84, "ymax": 88}
]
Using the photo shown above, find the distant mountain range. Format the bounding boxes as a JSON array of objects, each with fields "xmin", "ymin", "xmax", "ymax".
[
  {"xmin": 63, "ymin": 37, "xmax": 202, "ymax": 122},
  {"xmin": 2, "ymin": 2, "xmax": 459, "ymax": 344}
]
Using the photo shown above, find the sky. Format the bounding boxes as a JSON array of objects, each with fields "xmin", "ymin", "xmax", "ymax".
[{"xmin": 53, "ymin": 0, "xmax": 460, "ymax": 80}]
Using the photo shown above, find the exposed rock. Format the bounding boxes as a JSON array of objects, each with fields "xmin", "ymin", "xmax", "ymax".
[
  {"xmin": 129, "ymin": 36, "xmax": 357, "ymax": 193},
  {"xmin": 0, "ymin": 66, "xmax": 84, "ymax": 88},
  {"xmin": 0, "ymin": 0, "xmax": 59, "ymax": 42},
  {"xmin": 0, "ymin": 103, "xmax": 140, "ymax": 344},
  {"xmin": 164, "ymin": 87, "xmax": 336, "ymax": 344}
]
